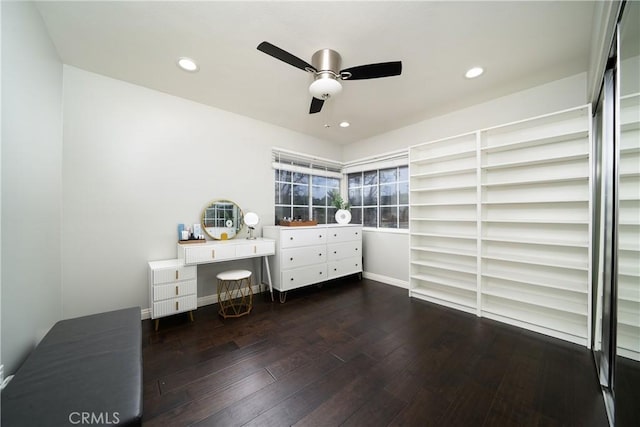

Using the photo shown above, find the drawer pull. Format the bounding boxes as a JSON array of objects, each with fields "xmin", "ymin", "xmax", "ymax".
[
  {"xmin": 290, "ymin": 257, "xmax": 293, "ymax": 261},
  {"xmin": 334, "ymin": 233, "xmax": 337, "ymax": 237},
  {"xmin": 355, "ymin": 248, "xmax": 358, "ymax": 251},
  {"xmin": 290, "ymin": 237, "xmax": 294, "ymax": 240},
  {"xmin": 175, "ymin": 301, "xmax": 179, "ymax": 311},
  {"xmin": 212, "ymin": 250, "xmax": 215, "ymax": 258},
  {"xmin": 318, "ymin": 235, "xmax": 323, "ymax": 238},
  {"xmin": 319, "ymin": 271, "xmax": 323, "ymax": 275},
  {"xmin": 175, "ymin": 270, "xmax": 179, "ymax": 280},
  {"xmin": 253, "ymin": 246, "xmax": 257, "ymax": 254},
  {"xmin": 318, "ymin": 253, "xmax": 322, "ymax": 256},
  {"xmin": 290, "ymin": 277, "xmax": 294, "ymax": 281},
  {"xmin": 334, "ymin": 268, "xmax": 337, "ymax": 271},
  {"xmin": 334, "ymin": 251, "xmax": 337, "ymax": 254},
  {"xmin": 175, "ymin": 286, "xmax": 179, "ymax": 296}
]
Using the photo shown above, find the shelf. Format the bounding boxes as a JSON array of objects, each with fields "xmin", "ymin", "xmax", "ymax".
[
  {"xmin": 481, "ymin": 218, "xmax": 589, "ymax": 225},
  {"xmin": 411, "ymin": 273, "xmax": 476, "ymax": 292},
  {"xmin": 482, "ymin": 254, "xmax": 587, "ymax": 271},
  {"xmin": 482, "ymin": 289, "xmax": 587, "ymax": 316},
  {"xmin": 410, "ymin": 148, "xmax": 476, "ymax": 165},
  {"xmin": 410, "ymin": 285, "xmax": 476, "ymax": 310},
  {"xmin": 412, "ymin": 202, "xmax": 477, "ymax": 207},
  {"xmin": 412, "ymin": 217, "xmax": 476, "ymax": 223},
  {"xmin": 412, "ymin": 259, "xmax": 476, "ymax": 275},
  {"xmin": 411, "ymin": 167, "xmax": 476, "ymax": 178},
  {"xmin": 482, "ymin": 152, "xmax": 588, "ymax": 170},
  {"xmin": 483, "ymin": 198, "xmax": 589, "ymax": 205},
  {"xmin": 482, "ymin": 129, "xmax": 588, "ymax": 154},
  {"xmin": 481, "ymin": 235, "xmax": 589, "ymax": 248},
  {"xmin": 411, "ymin": 231, "xmax": 476, "ymax": 240},
  {"xmin": 481, "ymin": 271, "xmax": 587, "ymax": 294},
  {"xmin": 481, "ymin": 174, "xmax": 589, "ymax": 188},
  {"xmin": 411, "ymin": 245, "xmax": 476, "ymax": 258},
  {"xmin": 410, "ymin": 184, "xmax": 476, "ymax": 192},
  {"xmin": 482, "ymin": 299, "xmax": 587, "ymax": 339}
]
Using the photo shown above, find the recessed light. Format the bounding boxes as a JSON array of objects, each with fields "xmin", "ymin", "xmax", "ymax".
[
  {"xmin": 339, "ymin": 121, "xmax": 350, "ymax": 128},
  {"xmin": 465, "ymin": 66, "xmax": 484, "ymax": 79},
  {"xmin": 177, "ymin": 57, "xmax": 199, "ymax": 72}
]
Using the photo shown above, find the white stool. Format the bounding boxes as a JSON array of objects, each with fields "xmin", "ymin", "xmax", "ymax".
[{"xmin": 217, "ymin": 269, "xmax": 253, "ymax": 318}]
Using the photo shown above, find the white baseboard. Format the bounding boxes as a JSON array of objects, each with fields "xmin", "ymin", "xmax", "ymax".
[{"xmin": 362, "ymin": 271, "xmax": 409, "ymax": 289}]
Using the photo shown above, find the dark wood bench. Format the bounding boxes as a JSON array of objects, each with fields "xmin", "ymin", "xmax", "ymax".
[{"xmin": 1, "ymin": 307, "xmax": 142, "ymax": 426}]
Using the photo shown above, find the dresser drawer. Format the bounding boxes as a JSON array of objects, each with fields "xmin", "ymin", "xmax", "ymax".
[
  {"xmin": 153, "ymin": 279, "xmax": 196, "ymax": 302},
  {"xmin": 281, "ymin": 228, "xmax": 327, "ymax": 248},
  {"xmin": 152, "ymin": 264, "xmax": 196, "ymax": 285},
  {"xmin": 281, "ymin": 264, "xmax": 327, "ymax": 291},
  {"xmin": 281, "ymin": 245, "xmax": 326, "ymax": 269},
  {"xmin": 152, "ymin": 294, "xmax": 197, "ymax": 319},
  {"xmin": 327, "ymin": 241, "xmax": 361, "ymax": 261},
  {"xmin": 328, "ymin": 256, "xmax": 362, "ymax": 279},
  {"xmin": 327, "ymin": 226, "xmax": 362, "ymax": 243}
]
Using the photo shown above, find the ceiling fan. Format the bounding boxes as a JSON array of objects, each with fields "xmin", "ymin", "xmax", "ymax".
[{"xmin": 257, "ymin": 41, "xmax": 402, "ymax": 114}]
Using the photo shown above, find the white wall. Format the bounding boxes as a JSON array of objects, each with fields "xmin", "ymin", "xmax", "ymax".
[
  {"xmin": 61, "ymin": 66, "xmax": 342, "ymax": 319},
  {"xmin": 1, "ymin": 1, "xmax": 64, "ymax": 375},
  {"xmin": 345, "ymin": 72, "xmax": 588, "ymax": 286}
]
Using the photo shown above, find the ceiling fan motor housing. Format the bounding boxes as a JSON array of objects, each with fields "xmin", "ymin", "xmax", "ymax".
[{"xmin": 309, "ymin": 49, "xmax": 343, "ymax": 99}]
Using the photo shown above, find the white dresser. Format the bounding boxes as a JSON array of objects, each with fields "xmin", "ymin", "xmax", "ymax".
[
  {"xmin": 263, "ymin": 224, "xmax": 362, "ymax": 302},
  {"xmin": 148, "ymin": 259, "xmax": 197, "ymax": 330}
]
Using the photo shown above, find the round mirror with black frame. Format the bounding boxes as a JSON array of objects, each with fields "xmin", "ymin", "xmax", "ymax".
[{"xmin": 201, "ymin": 199, "xmax": 244, "ymax": 240}]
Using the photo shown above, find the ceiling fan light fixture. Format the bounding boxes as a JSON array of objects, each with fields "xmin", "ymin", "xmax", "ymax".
[
  {"xmin": 309, "ymin": 76, "xmax": 342, "ymax": 100},
  {"xmin": 177, "ymin": 57, "xmax": 199, "ymax": 72}
]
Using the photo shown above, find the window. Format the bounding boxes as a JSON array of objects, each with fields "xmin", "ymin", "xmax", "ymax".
[
  {"xmin": 272, "ymin": 148, "xmax": 342, "ymax": 224},
  {"xmin": 348, "ymin": 166, "xmax": 409, "ymax": 229},
  {"xmin": 274, "ymin": 170, "xmax": 340, "ymax": 224}
]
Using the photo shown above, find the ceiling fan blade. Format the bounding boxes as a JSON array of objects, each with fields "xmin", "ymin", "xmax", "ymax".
[
  {"xmin": 340, "ymin": 61, "xmax": 402, "ymax": 80},
  {"xmin": 257, "ymin": 41, "xmax": 316, "ymax": 72},
  {"xmin": 309, "ymin": 97, "xmax": 324, "ymax": 114}
]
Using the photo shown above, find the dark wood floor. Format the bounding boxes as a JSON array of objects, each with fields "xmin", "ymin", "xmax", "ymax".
[{"xmin": 142, "ymin": 278, "xmax": 609, "ymax": 427}]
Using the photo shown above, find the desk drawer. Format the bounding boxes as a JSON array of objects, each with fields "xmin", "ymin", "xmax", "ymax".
[
  {"xmin": 281, "ymin": 228, "xmax": 327, "ymax": 248},
  {"xmin": 152, "ymin": 294, "xmax": 197, "ymax": 318},
  {"xmin": 153, "ymin": 279, "xmax": 196, "ymax": 302},
  {"xmin": 183, "ymin": 244, "xmax": 236, "ymax": 264},
  {"xmin": 152, "ymin": 265, "xmax": 196, "ymax": 285},
  {"xmin": 281, "ymin": 264, "xmax": 327, "ymax": 291},
  {"xmin": 236, "ymin": 240, "xmax": 275, "ymax": 257}
]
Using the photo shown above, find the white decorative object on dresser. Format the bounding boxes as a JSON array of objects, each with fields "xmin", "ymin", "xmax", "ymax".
[
  {"xmin": 148, "ymin": 259, "xmax": 197, "ymax": 331},
  {"xmin": 263, "ymin": 224, "xmax": 362, "ymax": 302}
]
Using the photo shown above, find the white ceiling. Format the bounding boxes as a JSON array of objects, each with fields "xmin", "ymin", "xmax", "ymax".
[{"xmin": 35, "ymin": 1, "xmax": 596, "ymax": 145}]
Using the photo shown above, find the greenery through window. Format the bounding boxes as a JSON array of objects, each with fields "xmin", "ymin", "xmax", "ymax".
[
  {"xmin": 348, "ymin": 166, "xmax": 409, "ymax": 229},
  {"xmin": 274, "ymin": 170, "xmax": 340, "ymax": 224}
]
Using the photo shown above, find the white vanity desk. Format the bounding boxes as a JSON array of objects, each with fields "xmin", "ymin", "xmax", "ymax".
[{"xmin": 148, "ymin": 238, "xmax": 275, "ymax": 329}]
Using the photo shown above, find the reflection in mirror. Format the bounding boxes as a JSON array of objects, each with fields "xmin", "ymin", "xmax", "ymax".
[
  {"xmin": 616, "ymin": 1, "xmax": 640, "ymax": 425},
  {"xmin": 201, "ymin": 200, "xmax": 243, "ymax": 240}
]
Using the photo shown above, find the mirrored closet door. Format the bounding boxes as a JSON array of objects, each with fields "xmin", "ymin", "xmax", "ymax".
[{"xmin": 592, "ymin": 1, "xmax": 639, "ymax": 425}]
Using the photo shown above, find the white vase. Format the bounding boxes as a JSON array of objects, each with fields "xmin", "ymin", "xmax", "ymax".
[{"xmin": 335, "ymin": 209, "xmax": 351, "ymax": 224}]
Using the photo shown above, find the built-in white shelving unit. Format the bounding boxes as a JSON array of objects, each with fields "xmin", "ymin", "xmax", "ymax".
[
  {"xmin": 409, "ymin": 105, "xmax": 592, "ymax": 346},
  {"xmin": 410, "ymin": 132, "xmax": 479, "ymax": 314},
  {"xmin": 617, "ymin": 93, "xmax": 640, "ymax": 361}
]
